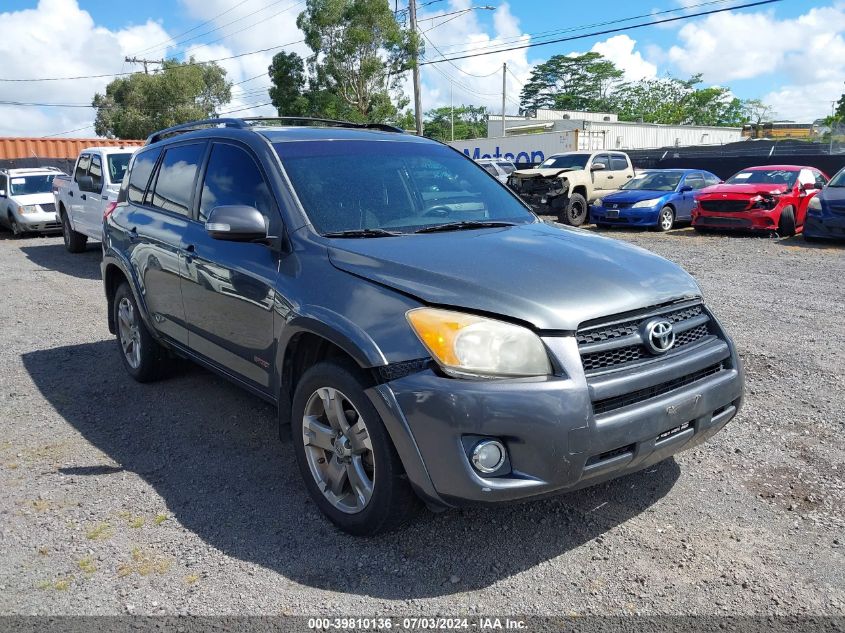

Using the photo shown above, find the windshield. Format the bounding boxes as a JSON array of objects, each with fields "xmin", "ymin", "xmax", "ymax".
[
  {"xmin": 726, "ymin": 169, "xmax": 798, "ymax": 188},
  {"xmin": 9, "ymin": 175, "xmax": 54, "ymax": 195},
  {"xmin": 107, "ymin": 153, "xmax": 132, "ymax": 185},
  {"xmin": 537, "ymin": 154, "xmax": 590, "ymax": 170},
  {"xmin": 275, "ymin": 140, "xmax": 535, "ymax": 234},
  {"xmin": 828, "ymin": 169, "xmax": 845, "ymax": 187},
  {"xmin": 620, "ymin": 171, "xmax": 683, "ymax": 192}
]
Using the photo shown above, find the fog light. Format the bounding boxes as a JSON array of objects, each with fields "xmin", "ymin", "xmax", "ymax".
[{"xmin": 471, "ymin": 439, "xmax": 506, "ymax": 474}]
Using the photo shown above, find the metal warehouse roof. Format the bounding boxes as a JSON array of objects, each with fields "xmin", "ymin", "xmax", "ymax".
[{"xmin": 0, "ymin": 137, "xmax": 144, "ymax": 160}]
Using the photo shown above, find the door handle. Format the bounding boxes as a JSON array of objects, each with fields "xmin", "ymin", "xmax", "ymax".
[
  {"xmin": 128, "ymin": 227, "xmax": 139, "ymax": 242},
  {"xmin": 80, "ymin": 194, "xmax": 87, "ymax": 201},
  {"xmin": 607, "ymin": 175, "xmax": 614, "ymax": 179},
  {"xmin": 68, "ymin": 191, "xmax": 73, "ymax": 197}
]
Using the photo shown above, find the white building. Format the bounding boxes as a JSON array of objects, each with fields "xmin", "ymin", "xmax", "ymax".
[{"xmin": 485, "ymin": 108, "xmax": 742, "ymax": 150}]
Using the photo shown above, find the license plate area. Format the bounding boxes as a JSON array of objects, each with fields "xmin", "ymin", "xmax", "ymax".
[{"xmin": 606, "ymin": 210, "xmax": 619, "ymax": 218}]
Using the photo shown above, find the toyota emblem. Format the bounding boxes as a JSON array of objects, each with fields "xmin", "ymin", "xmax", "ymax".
[{"xmin": 644, "ymin": 319, "xmax": 675, "ymax": 354}]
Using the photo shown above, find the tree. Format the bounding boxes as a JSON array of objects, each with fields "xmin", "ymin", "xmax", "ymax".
[
  {"xmin": 836, "ymin": 92, "xmax": 845, "ymax": 119},
  {"xmin": 741, "ymin": 98, "xmax": 776, "ymax": 137},
  {"xmin": 612, "ymin": 75, "xmax": 744, "ymax": 126},
  {"xmin": 268, "ymin": 52, "xmax": 309, "ymax": 116},
  {"xmin": 295, "ymin": 0, "xmax": 417, "ymax": 122},
  {"xmin": 93, "ymin": 59, "xmax": 231, "ymax": 139},
  {"xmin": 423, "ymin": 105, "xmax": 488, "ymax": 142},
  {"xmin": 519, "ymin": 52, "xmax": 623, "ymax": 113}
]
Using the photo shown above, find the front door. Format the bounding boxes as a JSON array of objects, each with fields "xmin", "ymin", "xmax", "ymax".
[
  {"xmin": 180, "ymin": 141, "xmax": 280, "ymax": 392},
  {"xmin": 590, "ymin": 153, "xmax": 614, "ymax": 198},
  {"xmin": 678, "ymin": 172, "xmax": 706, "ymax": 221}
]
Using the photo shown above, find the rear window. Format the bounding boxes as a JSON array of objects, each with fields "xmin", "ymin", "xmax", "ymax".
[
  {"xmin": 609, "ymin": 155, "xmax": 628, "ymax": 170},
  {"xmin": 275, "ymin": 140, "xmax": 534, "ymax": 234},
  {"xmin": 127, "ymin": 148, "xmax": 161, "ymax": 205},
  {"xmin": 107, "ymin": 153, "xmax": 132, "ymax": 185}
]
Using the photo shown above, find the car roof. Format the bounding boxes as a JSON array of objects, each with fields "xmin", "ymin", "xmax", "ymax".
[
  {"xmin": 1, "ymin": 167, "xmax": 62, "ymax": 175},
  {"xmin": 742, "ymin": 165, "xmax": 808, "ymax": 172},
  {"xmin": 257, "ymin": 126, "xmax": 432, "ymax": 144},
  {"xmin": 77, "ymin": 146, "xmax": 137, "ymax": 154}
]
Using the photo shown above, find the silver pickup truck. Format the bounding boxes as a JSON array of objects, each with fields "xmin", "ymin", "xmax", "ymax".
[{"xmin": 53, "ymin": 147, "xmax": 135, "ymax": 252}]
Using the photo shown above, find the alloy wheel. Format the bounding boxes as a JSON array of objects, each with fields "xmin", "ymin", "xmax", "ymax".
[
  {"xmin": 301, "ymin": 387, "xmax": 375, "ymax": 514},
  {"xmin": 568, "ymin": 201, "xmax": 586, "ymax": 223},
  {"xmin": 61, "ymin": 214, "xmax": 70, "ymax": 247},
  {"xmin": 9, "ymin": 215, "xmax": 21, "ymax": 236},
  {"xmin": 660, "ymin": 209, "xmax": 673, "ymax": 231},
  {"xmin": 117, "ymin": 297, "xmax": 142, "ymax": 369}
]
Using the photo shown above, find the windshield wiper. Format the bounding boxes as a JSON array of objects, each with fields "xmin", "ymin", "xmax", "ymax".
[
  {"xmin": 322, "ymin": 228, "xmax": 402, "ymax": 238},
  {"xmin": 414, "ymin": 221, "xmax": 517, "ymax": 234}
]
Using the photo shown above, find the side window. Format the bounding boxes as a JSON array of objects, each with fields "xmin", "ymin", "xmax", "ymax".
[
  {"xmin": 149, "ymin": 143, "xmax": 205, "ymax": 216},
  {"xmin": 127, "ymin": 148, "xmax": 161, "ymax": 205},
  {"xmin": 74, "ymin": 154, "xmax": 91, "ymax": 183},
  {"xmin": 496, "ymin": 162, "xmax": 515, "ymax": 174},
  {"xmin": 685, "ymin": 173, "xmax": 706, "ymax": 190},
  {"xmin": 481, "ymin": 164, "xmax": 499, "ymax": 177},
  {"xmin": 705, "ymin": 174, "xmax": 721, "ymax": 186},
  {"xmin": 815, "ymin": 171, "xmax": 828, "ymax": 188},
  {"xmin": 797, "ymin": 169, "xmax": 815, "ymax": 189},
  {"xmin": 593, "ymin": 154, "xmax": 611, "ymax": 169},
  {"xmin": 610, "ymin": 154, "xmax": 628, "ymax": 171},
  {"xmin": 199, "ymin": 143, "xmax": 277, "ymax": 223},
  {"xmin": 89, "ymin": 156, "xmax": 103, "ymax": 192}
]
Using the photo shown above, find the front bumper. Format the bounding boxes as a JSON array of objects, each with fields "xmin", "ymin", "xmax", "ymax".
[
  {"xmin": 591, "ymin": 204, "xmax": 660, "ymax": 227},
  {"xmin": 370, "ymin": 334, "xmax": 744, "ymax": 509},
  {"xmin": 16, "ymin": 211, "xmax": 61, "ymax": 233},
  {"xmin": 804, "ymin": 212, "xmax": 845, "ymax": 240},
  {"xmin": 692, "ymin": 208, "xmax": 779, "ymax": 231}
]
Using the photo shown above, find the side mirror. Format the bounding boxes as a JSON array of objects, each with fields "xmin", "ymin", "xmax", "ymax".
[
  {"xmin": 205, "ymin": 205, "xmax": 267, "ymax": 242},
  {"xmin": 590, "ymin": 162, "xmax": 606, "ymax": 171},
  {"xmin": 800, "ymin": 182, "xmax": 816, "ymax": 192},
  {"xmin": 680, "ymin": 185, "xmax": 693, "ymax": 193},
  {"xmin": 77, "ymin": 175, "xmax": 95, "ymax": 192},
  {"xmin": 0, "ymin": 189, "xmax": 6, "ymax": 198}
]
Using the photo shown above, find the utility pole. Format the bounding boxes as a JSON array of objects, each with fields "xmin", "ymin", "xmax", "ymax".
[
  {"xmin": 501, "ymin": 62, "xmax": 507, "ymax": 138},
  {"xmin": 409, "ymin": 0, "xmax": 423, "ymax": 136},
  {"xmin": 450, "ymin": 82, "xmax": 454, "ymax": 142},
  {"xmin": 125, "ymin": 56, "xmax": 164, "ymax": 75}
]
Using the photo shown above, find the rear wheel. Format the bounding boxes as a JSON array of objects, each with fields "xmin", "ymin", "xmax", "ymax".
[
  {"xmin": 60, "ymin": 210, "xmax": 88, "ymax": 253},
  {"xmin": 558, "ymin": 193, "xmax": 588, "ymax": 226},
  {"xmin": 114, "ymin": 282, "xmax": 167, "ymax": 382},
  {"xmin": 656, "ymin": 206, "xmax": 675, "ymax": 232},
  {"xmin": 778, "ymin": 206, "xmax": 796, "ymax": 237},
  {"xmin": 292, "ymin": 360, "xmax": 419, "ymax": 535}
]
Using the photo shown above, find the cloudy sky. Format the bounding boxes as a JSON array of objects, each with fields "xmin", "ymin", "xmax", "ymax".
[{"xmin": 0, "ymin": 0, "xmax": 842, "ymax": 137}]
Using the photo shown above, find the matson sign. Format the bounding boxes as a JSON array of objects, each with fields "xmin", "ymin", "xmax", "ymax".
[{"xmin": 448, "ymin": 131, "xmax": 578, "ymax": 165}]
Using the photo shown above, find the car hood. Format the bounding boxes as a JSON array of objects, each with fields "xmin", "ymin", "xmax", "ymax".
[
  {"xmin": 511, "ymin": 167, "xmax": 581, "ymax": 179},
  {"xmin": 327, "ymin": 222, "xmax": 701, "ymax": 331},
  {"xmin": 820, "ymin": 186, "xmax": 845, "ymax": 204},
  {"xmin": 11, "ymin": 193, "xmax": 54, "ymax": 206},
  {"xmin": 698, "ymin": 183, "xmax": 789, "ymax": 197},
  {"xmin": 603, "ymin": 189, "xmax": 671, "ymax": 203}
]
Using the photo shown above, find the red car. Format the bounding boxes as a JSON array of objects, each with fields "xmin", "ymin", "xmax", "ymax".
[{"xmin": 692, "ymin": 165, "xmax": 828, "ymax": 235}]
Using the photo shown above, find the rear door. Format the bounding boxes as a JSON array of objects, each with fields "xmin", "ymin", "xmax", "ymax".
[
  {"xmin": 608, "ymin": 153, "xmax": 634, "ymax": 190},
  {"xmin": 179, "ymin": 141, "xmax": 280, "ymax": 391},
  {"xmin": 79, "ymin": 154, "xmax": 105, "ymax": 236},
  {"xmin": 70, "ymin": 153, "xmax": 90, "ymax": 225},
  {"xmin": 125, "ymin": 142, "xmax": 206, "ymax": 346}
]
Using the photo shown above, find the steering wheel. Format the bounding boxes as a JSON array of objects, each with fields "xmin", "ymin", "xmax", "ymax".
[{"xmin": 423, "ymin": 206, "xmax": 451, "ymax": 218}]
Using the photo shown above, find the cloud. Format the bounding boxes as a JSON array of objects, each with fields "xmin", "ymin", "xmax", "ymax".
[
  {"xmin": 663, "ymin": 4, "xmax": 845, "ymax": 120},
  {"xmin": 591, "ymin": 35, "xmax": 657, "ymax": 82},
  {"xmin": 0, "ymin": 0, "xmax": 170, "ymax": 137}
]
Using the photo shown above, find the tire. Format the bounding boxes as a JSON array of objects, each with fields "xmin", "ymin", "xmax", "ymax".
[
  {"xmin": 113, "ymin": 282, "xmax": 167, "ymax": 382},
  {"xmin": 292, "ymin": 360, "xmax": 419, "ymax": 536},
  {"xmin": 60, "ymin": 209, "xmax": 88, "ymax": 253},
  {"xmin": 778, "ymin": 206, "xmax": 796, "ymax": 237},
  {"xmin": 655, "ymin": 206, "xmax": 675, "ymax": 232},
  {"xmin": 8, "ymin": 213, "xmax": 24, "ymax": 238},
  {"xmin": 558, "ymin": 193, "xmax": 588, "ymax": 226}
]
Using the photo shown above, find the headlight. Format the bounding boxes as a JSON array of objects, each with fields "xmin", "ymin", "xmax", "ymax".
[
  {"xmin": 808, "ymin": 196, "xmax": 822, "ymax": 212},
  {"xmin": 19, "ymin": 205, "xmax": 39, "ymax": 215},
  {"xmin": 594, "ymin": 198, "xmax": 603, "ymax": 207},
  {"xmin": 406, "ymin": 308, "xmax": 552, "ymax": 378},
  {"xmin": 632, "ymin": 198, "xmax": 662, "ymax": 208}
]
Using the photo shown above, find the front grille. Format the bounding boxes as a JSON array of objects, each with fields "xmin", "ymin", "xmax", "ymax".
[
  {"xmin": 40, "ymin": 203, "xmax": 56, "ymax": 213},
  {"xmin": 578, "ymin": 304, "xmax": 708, "ymax": 373},
  {"xmin": 699, "ymin": 199, "xmax": 749, "ymax": 212},
  {"xmin": 592, "ymin": 363, "xmax": 725, "ymax": 415}
]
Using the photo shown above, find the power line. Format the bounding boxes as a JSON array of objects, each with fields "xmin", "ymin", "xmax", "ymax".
[
  {"xmin": 421, "ymin": 0, "xmax": 783, "ymax": 65},
  {"xmin": 41, "ymin": 124, "xmax": 95, "ymax": 138},
  {"xmin": 420, "ymin": 32, "xmax": 499, "ymax": 79}
]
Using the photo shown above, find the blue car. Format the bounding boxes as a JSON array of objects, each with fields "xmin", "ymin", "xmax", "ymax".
[
  {"xmin": 591, "ymin": 169, "xmax": 720, "ymax": 231},
  {"xmin": 804, "ymin": 166, "xmax": 845, "ymax": 242}
]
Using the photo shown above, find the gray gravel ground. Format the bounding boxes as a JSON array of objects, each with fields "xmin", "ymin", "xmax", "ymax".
[{"xmin": 0, "ymin": 225, "xmax": 843, "ymax": 617}]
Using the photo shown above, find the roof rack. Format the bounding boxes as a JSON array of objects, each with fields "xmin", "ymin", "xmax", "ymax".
[{"xmin": 145, "ymin": 116, "xmax": 404, "ymax": 145}]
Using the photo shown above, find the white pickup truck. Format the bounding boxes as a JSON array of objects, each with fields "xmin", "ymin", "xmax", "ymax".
[{"xmin": 52, "ymin": 147, "xmax": 135, "ymax": 252}]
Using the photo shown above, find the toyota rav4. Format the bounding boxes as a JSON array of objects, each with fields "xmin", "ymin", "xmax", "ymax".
[{"xmin": 102, "ymin": 117, "xmax": 744, "ymax": 535}]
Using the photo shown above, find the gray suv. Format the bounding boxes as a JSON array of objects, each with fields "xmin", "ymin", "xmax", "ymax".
[{"xmin": 102, "ymin": 117, "xmax": 744, "ymax": 535}]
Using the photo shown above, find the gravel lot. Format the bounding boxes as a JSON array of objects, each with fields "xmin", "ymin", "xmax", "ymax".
[{"xmin": 0, "ymin": 225, "xmax": 843, "ymax": 617}]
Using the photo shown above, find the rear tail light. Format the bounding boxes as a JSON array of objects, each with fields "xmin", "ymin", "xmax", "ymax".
[{"xmin": 103, "ymin": 201, "xmax": 117, "ymax": 221}]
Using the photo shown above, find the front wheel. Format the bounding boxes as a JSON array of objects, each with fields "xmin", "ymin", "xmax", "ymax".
[
  {"xmin": 778, "ymin": 206, "xmax": 796, "ymax": 237},
  {"xmin": 61, "ymin": 210, "xmax": 88, "ymax": 253},
  {"xmin": 558, "ymin": 193, "xmax": 588, "ymax": 226},
  {"xmin": 292, "ymin": 360, "xmax": 419, "ymax": 535},
  {"xmin": 113, "ymin": 282, "xmax": 167, "ymax": 382},
  {"xmin": 655, "ymin": 206, "xmax": 675, "ymax": 232},
  {"xmin": 8, "ymin": 213, "xmax": 24, "ymax": 238}
]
